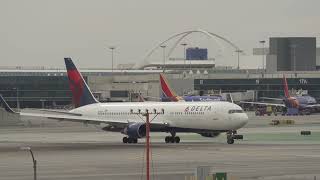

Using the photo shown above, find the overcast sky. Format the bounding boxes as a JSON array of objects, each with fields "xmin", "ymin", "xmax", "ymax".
[{"xmin": 1, "ymin": 0, "xmax": 320, "ymax": 69}]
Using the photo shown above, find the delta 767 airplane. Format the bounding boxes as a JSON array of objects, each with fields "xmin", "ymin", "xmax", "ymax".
[{"xmin": 0, "ymin": 58, "xmax": 248, "ymax": 144}]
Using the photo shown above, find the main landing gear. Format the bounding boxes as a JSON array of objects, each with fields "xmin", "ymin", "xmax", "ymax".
[
  {"xmin": 123, "ymin": 136, "xmax": 138, "ymax": 144},
  {"xmin": 226, "ymin": 130, "xmax": 243, "ymax": 144},
  {"xmin": 165, "ymin": 131, "xmax": 180, "ymax": 143}
]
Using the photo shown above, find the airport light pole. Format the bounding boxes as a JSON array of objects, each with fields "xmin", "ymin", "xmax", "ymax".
[
  {"xmin": 40, "ymin": 99, "xmax": 46, "ymax": 109},
  {"xmin": 160, "ymin": 45, "xmax": 166, "ymax": 72},
  {"xmin": 181, "ymin": 43, "xmax": 187, "ymax": 70},
  {"xmin": 20, "ymin": 147, "xmax": 37, "ymax": 180},
  {"xmin": 130, "ymin": 108, "xmax": 164, "ymax": 180},
  {"xmin": 109, "ymin": 46, "xmax": 116, "ymax": 72},
  {"xmin": 235, "ymin": 49, "xmax": 243, "ymax": 70},
  {"xmin": 259, "ymin": 40, "xmax": 266, "ymax": 71}
]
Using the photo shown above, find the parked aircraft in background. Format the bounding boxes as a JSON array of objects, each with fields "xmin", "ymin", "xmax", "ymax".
[
  {"xmin": 160, "ymin": 73, "xmax": 225, "ymax": 102},
  {"xmin": 241, "ymin": 75, "xmax": 320, "ymax": 115},
  {"xmin": 0, "ymin": 58, "xmax": 248, "ymax": 144}
]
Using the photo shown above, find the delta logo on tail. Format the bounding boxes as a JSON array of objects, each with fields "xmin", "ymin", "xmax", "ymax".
[
  {"xmin": 160, "ymin": 73, "xmax": 224, "ymax": 102},
  {"xmin": 64, "ymin": 58, "xmax": 98, "ymax": 108}
]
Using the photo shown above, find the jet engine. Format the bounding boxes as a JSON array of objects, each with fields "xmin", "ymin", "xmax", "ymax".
[
  {"xmin": 199, "ymin": 132, "xmax": 220, "ymax": 138},
  {"xmin": 121, "ymin": 122, "xmax": 146, "ymax": 138}
]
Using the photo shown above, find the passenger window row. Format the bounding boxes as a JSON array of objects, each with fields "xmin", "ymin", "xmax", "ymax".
[
  {"xmin": 98, "ymin": 112, "xmax": 131, "ymax": 116},
  {"xmin": 169, "ymin": 112, "xmax": 205, "ymax": 115},
  {"xmin": 228, "ymin": 109, "xmax": 243, "ymax": 114}
]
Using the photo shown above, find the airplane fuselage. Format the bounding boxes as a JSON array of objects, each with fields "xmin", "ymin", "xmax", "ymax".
[
  {"xmin": 285, "ymin": 95, "xmax": 317, "ymax": 110},
  {"xmin": 71, "ymin": 101, "xmax": 248, "ymax": 132}
]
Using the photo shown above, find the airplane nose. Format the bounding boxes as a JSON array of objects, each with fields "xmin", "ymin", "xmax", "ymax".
[{"xmin": 239, "ymin": 113, "xmax": 249, "ymax": 127}]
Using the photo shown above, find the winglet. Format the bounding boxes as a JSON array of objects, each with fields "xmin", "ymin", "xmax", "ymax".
[
  {"xmin": 283, "ymin": 74, "xmax": 290, "ymax": 98},
  {"xmin": 0, "ymin": 95, "xmax": 17, "ymax": 114}
]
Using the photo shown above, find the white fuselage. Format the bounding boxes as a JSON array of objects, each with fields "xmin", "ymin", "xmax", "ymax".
[{"xmin": 71, "ymin": 101, "xmax": 248, "ymax": 131}]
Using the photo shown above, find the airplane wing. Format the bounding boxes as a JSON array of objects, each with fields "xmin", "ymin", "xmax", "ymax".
[
  {"xmin": 0, "ymin": 95, "xmax": 168, "ymax": 129},
  {"xmin": 259, "ymin": 97, "xmax": 283, "ymax": 101},
  {"xmin": 33, "ymin": 109, "xmax": 82, "ymax": 116},
  {"xmin": 239, "ymin": 101, "xmax": 286, "ymax": 107},
  {"xmin": 305, "ymin": 104, "xmax": 320, "ymax": 108}
]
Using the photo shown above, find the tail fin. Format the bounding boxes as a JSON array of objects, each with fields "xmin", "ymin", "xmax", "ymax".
[
  {"xmin": 64, "ymin": 58, "xmax": 98, "ymax": 108},
  {"xmin": 160, "ymin": 73, "xmax": 180, "ymax": 102},
  {"xmin": 283, "ymin": 74, "xmax": 290, "ymax": 98}
]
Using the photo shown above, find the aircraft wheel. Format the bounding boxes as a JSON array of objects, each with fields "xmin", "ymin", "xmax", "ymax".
[
  {"xmin": 165, "ymin": 136, "xmax": 170, "ymax": 143},
  {"xmin": 133, "ymin": 138, "xmax": 138, "ymax": 144},
  {"xmin": 128, "ymin": 137, "xmax": 133, "ymax": 144},
  {"xmin": 234, "ymin": 134, "xmax": 243, "ymax": 140},
  {"xmin": 227, "ymin": 138, "xmax": 234, "ymax": 144},
  {"xmin": 174, "ymin": 136, "xmax": 180, "ymax": 143},
  {"xmin": 123, "ymin": 137, "xmax": 128, "ymax": 143},
  {"xmin": 170, "ymin": 136, "xmax": 175, "ymax": 143}
]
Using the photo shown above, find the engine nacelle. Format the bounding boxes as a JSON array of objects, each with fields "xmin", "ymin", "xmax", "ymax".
[
  {"xmin": 122, "ymin": 122, "xmax": 146, "ymax": 138},
  {"xmin": 199, "ymin": 132, "xmax": 220, "ymax": 138}
]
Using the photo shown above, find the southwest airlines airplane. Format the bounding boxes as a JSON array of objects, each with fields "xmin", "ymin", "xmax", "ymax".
[
  {"xmin": 160, "ymin": 73, "xmax": 225, "ymax": 102},
  {"xmin": 0, "ymin": 58, "xmax": 248, "ymax": 144},
  {"xmin": 241, "ymin": 75, "xmax": 320, "ymax": 115}
]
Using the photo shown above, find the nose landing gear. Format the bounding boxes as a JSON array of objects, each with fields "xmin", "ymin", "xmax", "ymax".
[
  {"xmin": 227, "ymin": 137, "xmax": 235, "ymax": 144},
  {"xmin": 227, "ymin": 130, "xmax": 243, "ymax": 144}
]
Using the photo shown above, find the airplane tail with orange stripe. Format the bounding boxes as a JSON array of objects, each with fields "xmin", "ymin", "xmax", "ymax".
[
  {"xmin": 160, "ymin": 73, "xmax": 182, "ymax": 102},
  {"xmin": 283, "ymin": 74, "xmax": 290, "ymax": 98}
]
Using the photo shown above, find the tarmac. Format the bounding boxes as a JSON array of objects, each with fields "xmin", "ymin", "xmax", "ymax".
[{"xmin": 0, "ymin": 112, "xmax": 320, "ymax": 180}]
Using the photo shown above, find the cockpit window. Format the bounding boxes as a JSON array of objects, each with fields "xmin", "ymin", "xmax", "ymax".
[{"xmin": 228, "ymin": 109, "xmax": 244, "ymax": 114}]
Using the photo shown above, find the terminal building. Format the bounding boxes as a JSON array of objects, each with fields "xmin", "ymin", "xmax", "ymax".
[
  {"xmin": 1, "ymin": 36, "xmax": 320, "ymax": 109},
  {"xmin": 1, "ymin": 68, "xmax": 320, "ymax": 109}
]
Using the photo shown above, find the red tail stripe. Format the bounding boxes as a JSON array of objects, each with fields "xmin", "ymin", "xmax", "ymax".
[
  {"xmin": 160, "ymin": 74, "xmax": 179, "ymax": 101},
  {"xmin": 67, "ymin": 70, "xmax": 84, "ymax": 108},
  {"xmin": 283, "ymin": 74, "xmax": 290, "ymax": 98}
]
